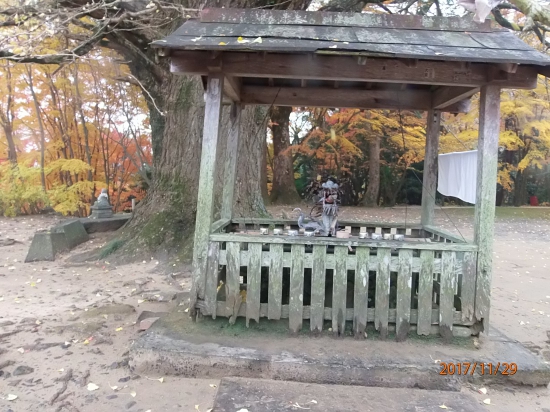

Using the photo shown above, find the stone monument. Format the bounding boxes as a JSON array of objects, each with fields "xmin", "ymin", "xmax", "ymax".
[{"xmin": 90, "ymin": 188, "xmax": 113, "ymax": 219}]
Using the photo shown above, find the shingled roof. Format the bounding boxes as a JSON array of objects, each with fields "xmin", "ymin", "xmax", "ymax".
[{"xmin": 154, "ymin": 8, "xmax": 550, "ymax": 66}]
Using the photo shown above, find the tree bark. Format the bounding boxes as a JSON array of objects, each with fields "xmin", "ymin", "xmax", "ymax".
[
  {"xmin": 26, "ymin": 66, "xmax": 47, "ymax": 192},
  {"xmin": 513, "ymin": 169, "xmax": 528, "ymax": 206},
  {"xmin": 362, "ymin": 136, "xmax": 380, "ymax": 207},
  {"xmin": 269, "ymin": 106, "xmax": 301, "ymax": 204},
  {"xmin": 0, "ymin": 63, "xmax": 17, "ymax": 165}
]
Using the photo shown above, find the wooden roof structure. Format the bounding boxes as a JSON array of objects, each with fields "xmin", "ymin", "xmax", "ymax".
[
  {"xmin": 157, "ymin": 9, "xmax": 550, "ymax": 334},
  {"xmin": 154, "ymin": 8, "xmax": 550, "ymax": 113}
]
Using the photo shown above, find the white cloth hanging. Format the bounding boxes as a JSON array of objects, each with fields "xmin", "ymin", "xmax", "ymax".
[{"xmin": 437, "ymin": 150, "xmax": 478, "ymax": 204}]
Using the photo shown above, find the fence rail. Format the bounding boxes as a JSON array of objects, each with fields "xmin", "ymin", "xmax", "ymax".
[{"xmin": 200, "ymin": 229, "xmax": 479, "ymax": 339}]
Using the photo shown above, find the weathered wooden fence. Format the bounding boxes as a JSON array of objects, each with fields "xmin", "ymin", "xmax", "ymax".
[{"xmin": 194, "ymin": 219, "xmax": 479, "ymax": 340}]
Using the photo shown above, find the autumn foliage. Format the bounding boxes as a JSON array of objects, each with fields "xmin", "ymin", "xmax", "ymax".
[{"xmin": 0, "ymin": 53, "xmax": 151, "ymax": 217}]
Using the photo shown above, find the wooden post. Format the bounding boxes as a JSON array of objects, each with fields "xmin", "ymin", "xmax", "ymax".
[
  {"xmin": 190, "ymin": 73, "xmax": 224, "ymax": 317},
  {"xmin": 221, "ymin": 102, "xmax": 241, "ymax": 220},
  {"xmin": 474, "ymin": 85, "xmax": 500, "ymax": 332},
  {"xmin": 421, "ymin": 110, "xmax": 441, "ymax": 226}
]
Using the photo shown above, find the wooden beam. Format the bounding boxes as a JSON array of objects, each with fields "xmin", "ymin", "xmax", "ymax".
[
  {"xmin": 223, "ymin": 75, "xmax": 241, "ymax": 102},
  {"xmin": 474, "ymin": 85, "xmax": 501, "ymax": 333},
  {"xmin": 421, "ymin": 110, "xmax": 441, "ymax": 226},
  {"xmin": 241, "ymin": 86, "xmax": 433, "ymax": 111},
  {"xmin": 221, "ymin": 103, "xmax": 241, "ymax": 219},
  {"xmin": 433, "ymin": 86, "xmax": 479, "ymax": 110},
  {"xmin": 171, "ymin": 51, "xmax": 539, "ymax": 89},
  {"xmin": 190, "ymin": 73, "xmax": 224, "ymax": 317}
]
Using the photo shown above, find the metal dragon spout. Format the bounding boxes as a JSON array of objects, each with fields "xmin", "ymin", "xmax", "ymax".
[{"xmin": 293, "ymin": 177, "xmax": 339, "ymax": 236}]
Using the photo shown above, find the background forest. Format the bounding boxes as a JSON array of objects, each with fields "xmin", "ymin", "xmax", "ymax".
[
  {"xmin": 0, "ymin": 56, "xmax": 550, "ymax": 216},
  {"xmin": 2, "ymin": 1, "xmax": 550, "ymax": 220},
  {"xmin": 0, "ymin": 53, "xmax": 152, "ymax": 216},
  {"xmin": 2, "ymin": 57, "xmax": 550, "ymax": 217}
]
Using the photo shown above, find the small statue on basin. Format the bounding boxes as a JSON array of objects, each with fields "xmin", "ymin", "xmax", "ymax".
[{"xmin": 90, "ymin": 188, "xmax": 113, "ymax": 219}]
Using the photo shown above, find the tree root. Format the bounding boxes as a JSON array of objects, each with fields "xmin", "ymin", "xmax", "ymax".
[
  {"xmin": 51, "ymin": 368, "xmax": 73, "ymax": 405},
  {"xmin": 78, "ymin": 370, "xmax": 90, "ymax": 387}
]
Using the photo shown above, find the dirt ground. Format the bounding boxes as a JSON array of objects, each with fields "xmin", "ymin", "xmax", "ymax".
[{"xmin": 1, "ymin": 207, "xmax": 549, "ymax": 411}]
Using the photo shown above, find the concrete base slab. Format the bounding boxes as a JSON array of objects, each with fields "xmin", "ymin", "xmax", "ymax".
[
  {"xmin": 52, "ymin": 219, "xmax": 89, "ymax": 249},
  {"xmin": 80, "ymin": 214, "xmax": 131, "ymax": 233},
  {"xmin": 213, "ymin": 377, "xmax": 485, "ymax": 412},
  {"xmin": 129, "ymin": 313, "xmax": 550, "ymax": 390},
  {"xmin": 25, "ymin": 231, "xmax": 68, "ymax": 262}
]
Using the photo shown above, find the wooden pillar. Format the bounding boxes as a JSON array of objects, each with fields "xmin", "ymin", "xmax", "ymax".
[
  {"xmin": 421, "ymin": 109, "xmax": 441, "ymax": 226},
  {"xmin": 190, "ymin": 73, "xmax": 224, "ymax": 316},
  {"xmin": 221, "ymin": 103, "xmax": 241, "ymax": 220},
  {"xmin": 474, "ymin": 85, "xmax": 500, "ymax": 332}
]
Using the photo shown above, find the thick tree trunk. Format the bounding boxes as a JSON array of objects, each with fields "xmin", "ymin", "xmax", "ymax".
[
  {"xmin": 362, "ymin": 136, "xmax": 380, "ymax": 207},
  {"xmin": 513, "ymin": 169, "xmax": 528, "ymax": 206},
  {"xmin": 1, "ymin": 64, "xmax": 17, "ymax": 165},
  {"xmin": 101, "ymin": 0, "xmax": 312, "ymax": 261},
  {"xmin": 2, "ymin": 123, "xmax": 17, "ymax": 165},
  {"xmin": 269, "ymin": 106, "xmax": 301, "ymax": 204},
  {"xmin": 26, "ymin": 67, "xmax": 47, "ymax": 192},
  {"xmin": 120, "ymin": 72, "xmax": 269, "ymax": 259}
]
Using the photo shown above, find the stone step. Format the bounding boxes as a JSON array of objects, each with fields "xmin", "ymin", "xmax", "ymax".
[{"xmin": 212, "ymin": 377, "xmax": 486, "ymax": 412}]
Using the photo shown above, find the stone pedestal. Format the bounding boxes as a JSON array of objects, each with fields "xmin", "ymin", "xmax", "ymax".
[{"xmin": 90, "ymin": 204, "xmax": 113, "ymax": 219}]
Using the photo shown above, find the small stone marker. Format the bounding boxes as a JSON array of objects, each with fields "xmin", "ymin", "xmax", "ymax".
[
  {"xmin": 90, "ymin": 188, "xmax": 113, "ymax": 219},
  {"xmin": 139, "ymin": 317, "xmax": 160, "ymax": 331}
]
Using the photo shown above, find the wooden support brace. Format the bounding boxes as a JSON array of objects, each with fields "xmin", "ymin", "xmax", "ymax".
[
  {"xmin": 223, "ymin": 75, "xmax": 241, "ymax": 102},
  {"xmin": 432, "ymin": 86, "xmax": 479, "ymax": 110},
  {"xmin": 190, "ymin": 73, "xmax": 224, "ymax": 317},
  {"xmin": 421, "ymin": 110, "xmax": 441, "ymax": 226},
  {"xmin": 474, "ymin": 85, "xmax": 500, "ymax": 333}
]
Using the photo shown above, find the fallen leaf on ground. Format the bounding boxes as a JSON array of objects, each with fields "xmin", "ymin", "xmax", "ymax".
[
  {"xmin": 478, "ymin": 387, "xmax": 487, "ymax": 395},
  {"xmin": 483, "ymin": 399, "xmax": 491, "ymax": 405},
  {"xmin": 87, "ymin": 383, "xmax": 99, "ymax": 391}
]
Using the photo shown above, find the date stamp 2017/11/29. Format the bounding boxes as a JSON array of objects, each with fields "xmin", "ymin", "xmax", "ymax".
[{"xmin": 439, "ymin": 362, "xmax": 518, "ymax": 376}]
